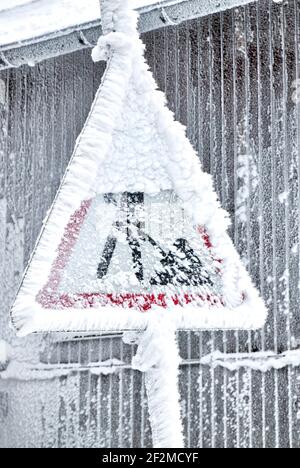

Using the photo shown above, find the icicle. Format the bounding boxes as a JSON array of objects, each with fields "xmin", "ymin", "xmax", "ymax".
[{"xmin": 128, "ymin": 316, "xmax": 184, "ymax": 448}]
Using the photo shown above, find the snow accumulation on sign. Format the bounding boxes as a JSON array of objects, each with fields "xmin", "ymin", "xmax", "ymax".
[
  {"xmin": 10, "ymin": 0, "xmax": 267, "ymax": 336},
  {"xmin": 38, "ymin": 191, "xmax": 225, "ymax": 311}
]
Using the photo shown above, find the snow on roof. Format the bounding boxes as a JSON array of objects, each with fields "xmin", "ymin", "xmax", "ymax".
[
  {"xmin": 0, "ymin": 0, "xmax": 258, "ymax": 50},
  {"xmin": 0, "ymin": 0, "xmax": 260, "ymax": 69},
  {"xmin": 0, "ymin": 0, "xmax": 160, "ymax": 48}
]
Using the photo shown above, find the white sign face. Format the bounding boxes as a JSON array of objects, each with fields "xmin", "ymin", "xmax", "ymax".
[{"xmin": 37, "ymin": 190, "xmax": 228, "ymax": 312}]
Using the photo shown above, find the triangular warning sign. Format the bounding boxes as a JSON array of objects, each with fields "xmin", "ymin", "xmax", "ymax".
[{"xmin": 11, "ymin": 1, "xmax": 267, "ymax": 337}]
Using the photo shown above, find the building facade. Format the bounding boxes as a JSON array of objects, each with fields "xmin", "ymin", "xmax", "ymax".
[{"xmin": 0, "ymin": 0, "xmax": 300, "ymax": 448}]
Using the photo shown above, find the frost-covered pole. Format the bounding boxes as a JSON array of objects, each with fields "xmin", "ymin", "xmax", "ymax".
[
  {"xmin": 128, "ymin": 318, "xmax": 184, "ymax": 448},
  {"xmin": 99, "ymin": 0, "xmax": 116, "ymax": 35},
  {"xmin": 98, "ymin": 0, "xmax": 138, "ymax": 36}
]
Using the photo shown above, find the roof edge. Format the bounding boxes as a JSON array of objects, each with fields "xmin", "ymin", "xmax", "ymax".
[{"xmin": 0, "ymin": 0, "xmax": 256, "ymax": 70}]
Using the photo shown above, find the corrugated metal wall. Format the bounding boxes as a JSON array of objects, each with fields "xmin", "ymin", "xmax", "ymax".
[{"xmin": 0, "ymin": 0, "xmax": 300, "ymax": 448}]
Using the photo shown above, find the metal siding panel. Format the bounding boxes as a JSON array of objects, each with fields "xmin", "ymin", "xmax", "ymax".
[
  {"xmin": 247, "ymin": 2, "xmax": 264, "ymax": 448},
  {"xmin": 292, "ymin": 0, "xmax": 300, "ymax": 447},
  {"xmin": 219, "ymin": 11, "xmax": 236, "ymax": 448},
  {"xmin": 0, "ymin": 0, "xmax": 300, "ymax": 449},
  {"xmin": 195, "ymin": 15, "xmax": 214, "ymax": 449},
  {"xmin": 210, "ymin": 13, "xmax": 228, "ymax": 449}
]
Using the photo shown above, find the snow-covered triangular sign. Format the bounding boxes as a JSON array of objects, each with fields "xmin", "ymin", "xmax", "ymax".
[
  {"xmin": 11, "ymin": 0, "xmax": 267, "ymax": 449},
  {"xmin": 11, "ymin": 0, "xmax": 267, "ymax": 338}
]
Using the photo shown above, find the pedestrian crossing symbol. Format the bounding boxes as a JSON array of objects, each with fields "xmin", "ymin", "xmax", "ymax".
[{"xmin": 37, "ymin": 191, "xmax": 225, "ymax": 313}]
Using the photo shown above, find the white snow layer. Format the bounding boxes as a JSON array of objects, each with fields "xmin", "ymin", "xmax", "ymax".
[
  {"xmin": 201, "ymin": 350, "xmax": 300, "ymax": 373},
  {"xmin": 0, "ymin": 0, "xmax": 32, "ymax": 12},
  {"xmin": 0, "ymin": 340, "xmax": 10, "ymax": 367},
  {"xmin": 0, "ymin": 358, "xmax": 125, "ymax": 381},
  {"xmin": 11, "ymin": 0, "xmax": 267, "ymax": 336},
  {"xmin": 0, "ymin": 0, "xmax": 158, "ymax": 47}
]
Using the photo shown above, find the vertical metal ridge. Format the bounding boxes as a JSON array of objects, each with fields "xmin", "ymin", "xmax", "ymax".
[
  {"xmin": 220, "ymin": 10, "xmax": 229, "ymax": 449},
  {"xmin": 280, "ymin": 1, "xmax": 293, "ymax": 448},
  {"xmin": 268, "ymin": 0, "xmax": 280, "ymax": 448},
  {"xmin": 231, "ymin": 7, "xmax": 241, "ymax": 449},
  {"xmin": 255, "ymin": 0, "xmax": 267, "ymax": 449},
  {"xmin": 293, "ymin": 0, "xmax": 300, "ymax": 448}
]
